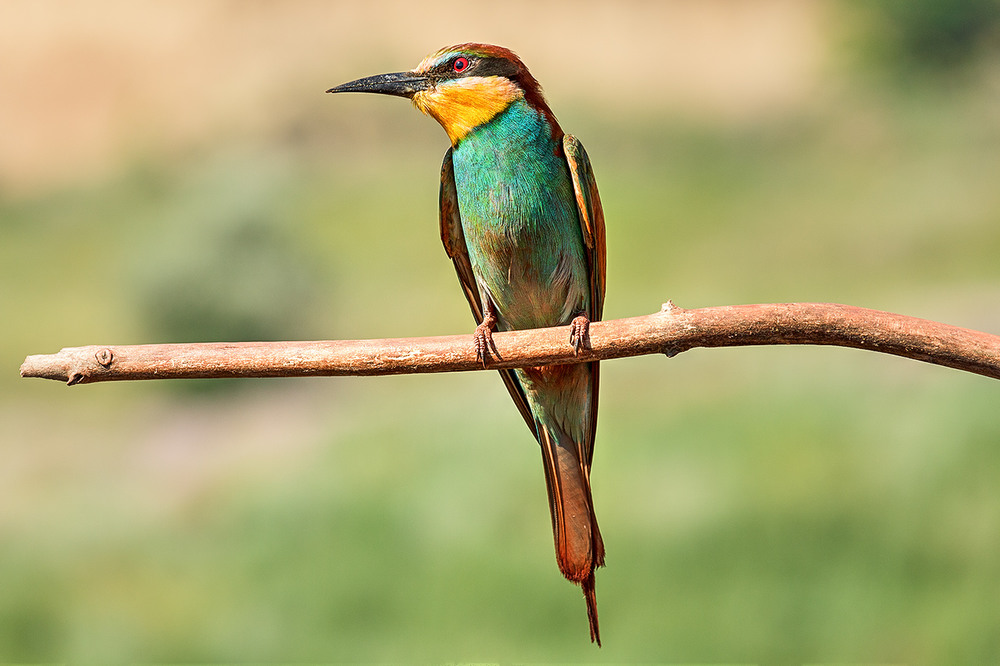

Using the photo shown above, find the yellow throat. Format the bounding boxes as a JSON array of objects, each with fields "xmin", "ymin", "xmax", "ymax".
[{"xmin": 412, "ymin": 76, "xmax": 523, "ymax": 145}]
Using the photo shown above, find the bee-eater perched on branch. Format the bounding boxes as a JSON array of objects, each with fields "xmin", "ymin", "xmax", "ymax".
[{"xmin": 328, "ymin": 43, "xmax": 608, "ymax": 645}]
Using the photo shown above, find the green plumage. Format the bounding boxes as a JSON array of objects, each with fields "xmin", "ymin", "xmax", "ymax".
[
  {"xmin": 451, "ymin": 97, "xmax": 590, "ymax": 332},
  {"xmin": 442, "ymin": 96, "xmax": 606, "ymax": 646},
  {"xmin": 329, "ymin": 43, "xmax": 608, "ymax": 646}
]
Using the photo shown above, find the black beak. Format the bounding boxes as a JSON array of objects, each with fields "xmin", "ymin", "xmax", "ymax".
[{"xmin": 326, "ymin": 71, "xmax": 429, "ymax": 98}]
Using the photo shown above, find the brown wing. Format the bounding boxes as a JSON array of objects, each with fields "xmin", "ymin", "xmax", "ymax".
[
  {"xmin": 563, "ymin": 134, "xmax": 607, "ymax": 467},
  {"xmin": 439, "ymin": 148, "xmax": 535, "ymax": 432},
  {"xmin": 563, "ymin": 135, "xmax": 607, "ymax": 321}
]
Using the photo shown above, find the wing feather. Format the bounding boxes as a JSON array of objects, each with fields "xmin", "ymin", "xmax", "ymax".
[
  {"xmin": 563, "ymin": 135, "xmax": 607, "ymax": 467},
  {"xmin": 563, "ymin": 135, "xmax": 606, "ymax": 321}
]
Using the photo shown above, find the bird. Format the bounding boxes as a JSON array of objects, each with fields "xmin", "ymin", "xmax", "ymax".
[{"xmin": 327, "ymin": 43, "xmax": 607, "ymax": 645}]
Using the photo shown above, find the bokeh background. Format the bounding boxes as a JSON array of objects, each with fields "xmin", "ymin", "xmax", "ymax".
[{"xmin": 3, "ymin": 0, "xmax": 1000, "ymax": 661}]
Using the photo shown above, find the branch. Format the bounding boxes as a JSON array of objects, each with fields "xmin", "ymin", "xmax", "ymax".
[{"xmin": 19, "ymin": 302, "xmax": 1000, "ymax": 385}]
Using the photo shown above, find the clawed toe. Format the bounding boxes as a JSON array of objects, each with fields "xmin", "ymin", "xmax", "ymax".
[
  {"xmin": 569, "ymin": 315, "xmax": 591, "ymax": 355},
  {"xmin": 474, "ymin": 322, "xmax": 499, "ymax": 367}
]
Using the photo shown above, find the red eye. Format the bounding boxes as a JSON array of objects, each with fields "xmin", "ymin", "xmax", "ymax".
[{"xmin": 452, "ymin": 56, "xmax": 469, "ymax": 73}]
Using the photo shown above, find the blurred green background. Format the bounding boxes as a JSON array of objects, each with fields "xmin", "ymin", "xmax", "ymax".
[{"xmin": 3, "ymin": 0, "xmax": 1000, "ymax": 661}]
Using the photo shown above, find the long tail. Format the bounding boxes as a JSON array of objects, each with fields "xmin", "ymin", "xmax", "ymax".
[{"xmin": 537, "ymin": 422, "xmax": 605, "ymax": 646}]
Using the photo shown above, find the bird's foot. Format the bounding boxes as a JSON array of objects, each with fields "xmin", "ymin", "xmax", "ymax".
[
  {"xmin": 474, "ymin": 308, "xmax": 499, "ymax": 367},
  {"xmin": 569, "ymin": 314, "xmax": 591, "ymax": 356}
]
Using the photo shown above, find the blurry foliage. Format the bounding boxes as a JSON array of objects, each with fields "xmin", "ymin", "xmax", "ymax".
[
  {"xmin": 850, "ymin": 0, "xmax": 1000, "ymax": 77},
  {"xmin": 6, "ymin": 88, "xmax": 1000, "ymax": 658},
  {"xmin": 131, "ymin": 157, "xmax": 320, "ymax": 346},
  {"xmin": 4, "ymin": 10, "xmax": 1000, "ymax": 661},
  {"xmin": 136, "ymin": 213, "xmax": 316, "ymax": 343}
]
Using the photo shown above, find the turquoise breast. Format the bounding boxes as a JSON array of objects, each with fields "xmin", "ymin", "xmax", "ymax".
[{"xmin": 450, "ymin": 97, "xmax": 589, "ymax": 331}]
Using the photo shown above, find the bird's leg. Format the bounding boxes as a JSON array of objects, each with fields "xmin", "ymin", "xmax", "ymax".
[
  {"xmin": 474, "ymin": 300, "xmax": 500, "ymax": 367},
  {"xmin": 569, "ymin": 313, "xmax": 591, "ymax": 356}
]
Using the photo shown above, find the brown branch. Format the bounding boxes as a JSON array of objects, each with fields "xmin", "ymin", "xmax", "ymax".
[{"xmin": 19, "ymin": 302, "xmax": 1000, "ymax": 385}]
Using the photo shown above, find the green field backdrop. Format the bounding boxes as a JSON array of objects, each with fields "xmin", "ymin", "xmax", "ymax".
[{"xmin": 2, "ymin": 1, "xmax": 999, "ymax": 662}]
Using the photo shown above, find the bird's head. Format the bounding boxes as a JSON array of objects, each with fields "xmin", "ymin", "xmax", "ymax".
[{"xmin": 327, "ymin": 43, "xmax": 560, "ymax": 146}]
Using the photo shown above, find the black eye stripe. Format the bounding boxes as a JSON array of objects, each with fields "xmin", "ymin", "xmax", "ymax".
[
  {"xmin": 431, "ymin": 55, "xmax": 519, "ymax": 80},
  {"xmin": 468, "ymin": 58, "xmax": 518, "ymax": 78}
]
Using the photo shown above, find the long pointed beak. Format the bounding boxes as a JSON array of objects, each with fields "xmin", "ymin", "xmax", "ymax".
[{"xmin": 326, "ymin": 71, "xmax": 429, "ymax": 98}]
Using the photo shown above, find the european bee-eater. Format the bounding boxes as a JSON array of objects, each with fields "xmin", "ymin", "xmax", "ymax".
[{"xmin": 328, "ymin": 43, "xmax": 607, "ymax": 645}]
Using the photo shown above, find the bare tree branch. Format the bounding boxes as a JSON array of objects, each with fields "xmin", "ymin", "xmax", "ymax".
[{"xmin": 19, "ymin": 302, "xmax": 1000, "ymax": 386}]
